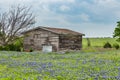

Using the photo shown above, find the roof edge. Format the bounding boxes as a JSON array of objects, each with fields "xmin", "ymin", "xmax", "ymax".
[{"xmin": 21, "ymin": 26, "xmax": 85, "ymax": 36}]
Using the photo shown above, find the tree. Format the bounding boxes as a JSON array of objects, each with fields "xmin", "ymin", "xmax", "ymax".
[
  {"xmin": 0, "ymin": 5, "xmax": 35, "ymax": 46},
  {"xmin": 113, "ymin": 21, "xmax": 120, "ymax": 41}
]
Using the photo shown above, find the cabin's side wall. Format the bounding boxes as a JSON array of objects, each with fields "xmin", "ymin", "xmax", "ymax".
[
  {"xmin": 59, "ymin": 35, "xmax": 82, "ymax": 50},
  {"xmin": 23, "ymin": 29, "xmax": 59, "ymax": 51}
]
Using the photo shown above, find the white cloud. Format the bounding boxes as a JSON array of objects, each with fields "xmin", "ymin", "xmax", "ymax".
[
  {"xmin": 60, "ymin": 5, "xmax": 70, "ymax": 11},
  {"xmin": 0, "ymin": 0, "xmax": 119, "ymax": 37},
  {"xmin": 34, "ymin": 0, "xmax": 120, "ymax": 37},
  {"xmin": 93, "ymin": 0, "xmax": 120, "ymax": 12},
  {"xmin": 0, "ymin": 0, "xmax": 28, "ymax": 5},
  {"xmin": 0, "ymin": 0, "xmax": 76, "ymax": 5},
  {"xmin": 62, "ymin": 22, "xmax": 115, "ymax": 37},
  {"xmin": 79, "ymin": 13, "xmax": 90, "ymax": 22},
  {"xmin": 0, "ymin": 0, "xmax": 75, "ymax": 5},
  {"xmin": 38, "ymin": 0, "xmax": 75, "ymax": 3}
]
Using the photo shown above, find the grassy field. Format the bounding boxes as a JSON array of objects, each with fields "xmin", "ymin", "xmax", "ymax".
[
  {"xmin": 0, "ymin": 38, "xmax": 120, "ymax": 80},
  {"xmin": 0, "ymin": 51, "xmax": 120, "ymax": 80},
  {"xmin": 82, "ymin": 38, "xmax": 120, "ymax": 48}
]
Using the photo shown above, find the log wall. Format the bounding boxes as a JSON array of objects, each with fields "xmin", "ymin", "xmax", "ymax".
[
  {"xmin": 59, "ymin": 35, "xmax": 82, "ymax": 50},
  {"xmin": 23, "ymin": 29, "xmax": 59, "ymax": 51}
]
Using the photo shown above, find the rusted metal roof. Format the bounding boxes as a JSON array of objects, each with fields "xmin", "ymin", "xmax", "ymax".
[
  {"xmin": 22, "ymin": 26, "xmax": 85, "ymax": 36},
  {"xmin": 42, "ymin": 27, "xmax": 84, "ymax": 35}
]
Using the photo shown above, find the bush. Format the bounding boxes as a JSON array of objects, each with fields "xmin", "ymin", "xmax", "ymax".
[
  {"xmin": 0, "ymin": 45, "xmax": 11, "ymax": 51},
  {"xmin": 0, "ymin": 46, "xmax": 3, "ymax": 50},
  {"xmin": 0, "ymin": 44, "xmax": 23, "ymax": 51},
  {"xmin": 29, "ymin": 48, "xmax": 33, "ymax": 52},
  {"xmin": 65, "ymin": 51, "xmax": 70, "ymax": 54},
  {"xmin": 7, "ymin": 44, "xmax": 15, "ymax": 51},
  {"xmin": 113, "ymin": 43, "xmax": 119, "ymax": 49},
  {"xmin": 103, "ymin": 42, "xmax": 112, "ymax": 48},
  {"xmin": 0, "ymin": 38, "xmax": 23, "ymax": 51}
]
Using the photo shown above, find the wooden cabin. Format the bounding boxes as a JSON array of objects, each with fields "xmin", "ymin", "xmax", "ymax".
[{"xmin": 22, "ymin": 26, "xmax": 84, "ymax": 51}]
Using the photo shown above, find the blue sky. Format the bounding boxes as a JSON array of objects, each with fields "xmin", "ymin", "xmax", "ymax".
[{"xmin": 0, "ymin": 0, "xmax": 120, "ymax": 37}]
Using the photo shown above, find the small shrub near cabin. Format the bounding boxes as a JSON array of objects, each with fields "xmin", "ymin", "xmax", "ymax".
[
  {"xmin": 0, "ymin": 46, "xmax": 3, "ymax": 50},
  {"xmin": 0, "ymin": 38, "xmax": 23, "ymax": 51},
  {"xmin": 103, "ymin": 42, "xmax": 112, "ymax": 48},
  {"xmin": 65, "ymin": 51, "xmax": 71, "ymax": 54},
  {"xmin": 113, "ymin": 43, "xmax": 119, "ymax": 49},
  {"xmin": 0, "ymin": 44, "xmax": 21, "ymax": 51},
  {"xmin": 29, "ymin": 48, "xmax": 33, "ymax": 52}
]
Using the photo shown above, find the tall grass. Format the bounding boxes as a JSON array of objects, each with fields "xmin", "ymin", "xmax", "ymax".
[{"xmin": 82, "ymin": 38, "xmax": 120, "ymax": 48}]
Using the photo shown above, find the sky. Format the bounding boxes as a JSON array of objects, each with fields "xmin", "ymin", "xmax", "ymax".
[{"xmin": 0, "ymin": 0, "xmax": 120, "ymax": 37}]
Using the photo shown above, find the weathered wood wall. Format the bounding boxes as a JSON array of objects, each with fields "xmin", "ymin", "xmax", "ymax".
[
  {"xmin": 23, "ymin": 28, "xmax": 59, "ymax": 51},
  {"xmin": 59, "ymin": 35, "xmax": 82, "ymax": 50},
  {"xmin": 23, "ymin": 28, "xmax": 83, "ymax": 51}
]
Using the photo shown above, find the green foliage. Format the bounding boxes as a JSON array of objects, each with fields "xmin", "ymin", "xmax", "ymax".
[
  {"xmin": 0, "ymin": 44, "xmax": 21, "ymax": 51},
  {"xmin": 82, "ymin": 38, "xmax": 120, "ymax": 48},
  {"xmin": 5, "ymin": 44, "xmax": 14, "ymax": 51},
  {"xmin": 103, "ymin": 42, "xmax": 112, "ymax": 48},
  {"xmin": 64, "ymin": 50, "xmax": 71, "ymax": 54},
  {"xmin": 0, "ymin": 38, "xmax": 23, "ymax": 51},
  {"xmin": 86, "ymin": 38, "xmax": 91, "ymax": 47},
  {"xmin": 0, "ymin": 46, "xmax": 3, "ymax": 50},
  {"xmin": 20, "ymin": 47, "xmax": 24, "ymax": 52},
  {"xmin": 29, "ymin": 48, "xmax": 33, "ymax": 52},
  {"xmin": 113, "ymin": 21, "xmax": 120, "ymax": 41},
  {"xmin": 113, "ymin": 43, "xmax": 119, "ymax": 49}
]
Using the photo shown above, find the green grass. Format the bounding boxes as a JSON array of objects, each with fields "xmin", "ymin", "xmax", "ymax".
[
  {"xmin": 0, "ymin": 37, "xmax": 120, "ymax": 79},
  {"xmin": 0, "ymin": 51, "xmax": 120, "ymax": 79},
  {"xmin": 82, "ymin": 38, "xmax": 120, "ymax": 48}
]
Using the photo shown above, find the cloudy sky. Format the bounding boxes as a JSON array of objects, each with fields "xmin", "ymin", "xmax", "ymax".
[{"xmin": 0, "ymin": 0, "xmax": 120, "ymax": 37}]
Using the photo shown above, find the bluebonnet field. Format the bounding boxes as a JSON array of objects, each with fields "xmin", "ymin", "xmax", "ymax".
[{"xmin": 0, "ymin": 51, "xmax": 120, "ymax": 80}]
